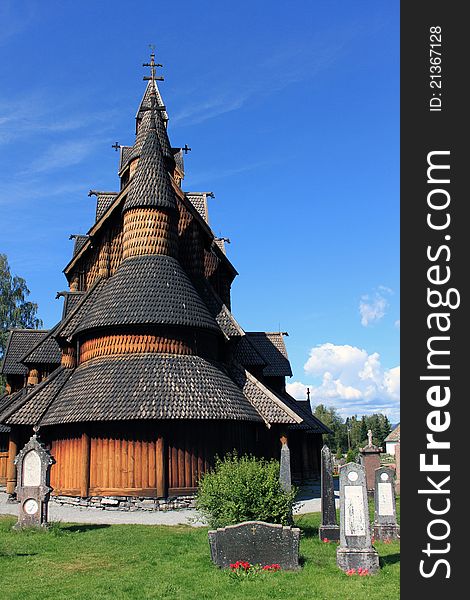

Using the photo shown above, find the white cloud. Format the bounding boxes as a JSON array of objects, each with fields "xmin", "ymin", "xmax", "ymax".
[
  {"xmin": 359, "ymin": 287, "xmax": 392, "ymax": 326},
  {"xmin": 286, "ymin": 342, "xmax": 400, "ymax": 420}
]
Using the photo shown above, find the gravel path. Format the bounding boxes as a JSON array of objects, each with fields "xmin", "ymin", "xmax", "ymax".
[{"xmin": 0, "ymin": 486, "xmax": 336, "ymax": 527}]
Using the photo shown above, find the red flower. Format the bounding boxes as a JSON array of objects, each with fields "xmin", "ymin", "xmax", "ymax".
[{"xmin": 323, "ymin": 537, "xmax": 330, "ymax": 543}]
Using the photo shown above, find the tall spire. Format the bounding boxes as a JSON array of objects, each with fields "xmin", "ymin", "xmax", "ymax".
[{"xmin": 132, "ymin": 49, "xmax": 172, "ymax": 162}]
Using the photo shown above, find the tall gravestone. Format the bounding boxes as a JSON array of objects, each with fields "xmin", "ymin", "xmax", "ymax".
[
  {"xmin": 14, "ymin": 433, "xmax": 55, "ymax": 528},
  {"xmin": 373, "ymin": 466, "xmax": 400, "ymax": 540},
  {"xmin": 336, "ymin": 462, "xmax": 380, "ymax": 574},
  {"xmin": 319, "ymin": 445, "xmax": 339, "ymax": 541},
  {"xmin": 359, "ymin": 429, "xmax": 381, "ymax": 496},
  {"xmin": 279, "ymin": 435, "xmax": 292, "ymax": 493}
]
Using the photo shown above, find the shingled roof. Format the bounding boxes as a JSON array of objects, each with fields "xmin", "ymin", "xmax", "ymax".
[
  {"xmin": 229, "ymin": 363, "xmax": 300, "ymax": 426},
  {"xmin": 196, "ymin": 281, "xmax": 244, "ymax": 339},
  {"xmin": 73, "ymin": 255, "xmax": 220, "ymax": 335},
  {"xmin": 33, "ymin": 354, "xmax": 265, "ymax": 426},
  {"xmin": 72, "ymin": 235, "xmax": 89, "ymax": 257},
  {"xmin": 0, "ymin": 330, "xmax": 48, "ymax": 375},
  {"xmin": 20, "ymin": 329, "xmax": 61, "ymax": 366},
  {"xmin": 246, "ymin": 332, "xmax": 292, "ymax": 377},
  {"xmin": 130, "ymin": 99, "xmax": 172, "ymax": 164},
  {"xmin": 61, "ymin": 291, "xmax": 85, "ymax": 320},
  {"xmin": 137, "ymin": 80, "xmax": 169, "ymax": 124},
  {"xmin": 94, "ymin": 192, "xmax": 119, "ymax": 221},
  {"xmin": 1, "ymin": 367, "xmax": 72, "ymax": 426},
  {"xmin": 124, "ymin": 111, "xmax": 176, "ymax": 213},
  {"xmin": 384, "ymin": 423, "xmax": 400, "ymax": 443}
]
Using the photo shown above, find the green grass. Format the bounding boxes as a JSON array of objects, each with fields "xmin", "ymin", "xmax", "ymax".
[{"xmin": 0, "ymin": 503, "xmax": 399, "ymax": 600}]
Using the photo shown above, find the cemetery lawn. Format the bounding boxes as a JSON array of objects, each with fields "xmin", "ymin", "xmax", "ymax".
[{"xmin": 0, "ymin": 501, "xmax": 399, "ymax": 600}]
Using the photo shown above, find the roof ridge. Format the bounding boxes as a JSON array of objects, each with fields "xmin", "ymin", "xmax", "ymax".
[
  {"xmin": 19, "ymin": 323, "xmax": 60, "ymax": 364},
  {"xmin": 230, "ymin": 361, "xmax": 303, "ymax": 425}
]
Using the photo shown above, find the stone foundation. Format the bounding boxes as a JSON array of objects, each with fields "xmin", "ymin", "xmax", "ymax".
[{"xmin": 50, "ymin": 495, "xmax": 196, "ymax": 512}]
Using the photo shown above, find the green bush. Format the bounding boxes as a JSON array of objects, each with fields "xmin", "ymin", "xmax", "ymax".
[{"xmin": 196, "ymin": 453, "xmax": 296, "ymax": 528}]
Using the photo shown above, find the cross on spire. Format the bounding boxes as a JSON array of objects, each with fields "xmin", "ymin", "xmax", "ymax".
[
  {"xmin": 182, "ymin": 144, "xmax": 192, "ymax": 154},
  {"xmin": 143, "ymin": 46, "xmax": 164, "ymax": 83},
  {"xmin": 111, "ymin": 142, "xmax": 120, "ymax": 152}
]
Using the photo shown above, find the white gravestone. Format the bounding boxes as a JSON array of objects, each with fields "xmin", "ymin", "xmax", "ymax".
[
  {"xmin": 22, "ymin": 451, "xmax": 42, "ymax": 487},
  {"xmin": 336, "ymin": 462, "xmax": 380, "ymax": 574},
  {"xmin": 14, "ymin": 434, "xmax": 55, "ymax": 529},
  {"xmin": 373, "ymin": 467, "xmax": 399, "ymax": 540}
]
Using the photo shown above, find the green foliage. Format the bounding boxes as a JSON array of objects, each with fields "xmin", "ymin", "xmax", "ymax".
[
  {"xmin": 0, "ymin": 253, "xmax": 42, "ymax": 355},
  {"xmin": 0, "ymin": 253, "xmax": 42, "ymax": 392},
  {"xmin": 335, "ymin": 446, "xmax": 343, "ymax": 460},
  {"xmin": 345, "ymin": 448, "xmax": 356, "ymax": 463},
  {"xmin": 314, "ymin": 403, "xmax": 394, "ymax": 453},
  {"xmin": 195, "ymin": 453, "xmax": 296, "ymax": 528}
]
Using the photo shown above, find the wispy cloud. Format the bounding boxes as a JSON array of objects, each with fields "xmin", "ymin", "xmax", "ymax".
[
  {"xmin": 171, "ymin": 38, "xmax": 347, "ymax": 127},
  {"xmin": 359, "ymin": 286, "xmax": 393, "ymax": 327},
  {"xmin": 28, "ymin": 139, "xmax": 99, "ymax": 174}
]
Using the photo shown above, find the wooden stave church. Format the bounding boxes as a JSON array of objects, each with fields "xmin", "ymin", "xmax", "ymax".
[{"xmin": 0, "ymin": 56, "xmax": 329, "ymax": 500}]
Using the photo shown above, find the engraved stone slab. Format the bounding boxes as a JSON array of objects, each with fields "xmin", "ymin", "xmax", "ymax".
[
  {"xmin": 14, "ymin": 434, "xmax": 55, "ymax": 529},
  {"xmin": 319, "ymin": 445, "xmax": 339, "ymax": 540},
  {"xmin": 373, "ymin": 466, "xmax": 400, "ymax": 540},
  {"xmin": 208, "ymin": 521, "xmax": 300, "ymax": 570},
  {"xmin": 22, "ymin": 451, "xmax": 42, "ymax": 487},
  {"xmin": 279, "ymin": 442, "xmax": 292, "ymax": 493},
  {"xmin": 336, "ymin": 462, "xmax": 379, "ymax": 574}
]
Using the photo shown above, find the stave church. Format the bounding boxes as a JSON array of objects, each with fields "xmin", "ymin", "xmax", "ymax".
[{"xmin": 0, "ymin": 53, "xmax": 328, "ymax": 504}]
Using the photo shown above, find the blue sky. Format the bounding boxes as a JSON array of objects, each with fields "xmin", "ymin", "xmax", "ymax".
[{"xmin": 0, "ymin": 1, "xmax": 400, "ymax": 421}]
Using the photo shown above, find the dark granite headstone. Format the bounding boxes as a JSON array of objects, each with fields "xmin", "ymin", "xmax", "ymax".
[
  {"xmin": 373, "ymin": 466, "xmax": 400, "ymax": 540},
  {"xmin": 209, "ymin": 521, "xmax": 300, "ymax": 570},
  {"xmin": 14, "ymin": 433, "xmax": 55, "ymax": 528},
  {"xmin": 336, "ymin": 462, "xmax": 380, "ymax": 574},
  {"xmin": 279, "ymin": 440, "xmax": 292, "ymax": 493},
  {"xmin": 319, "ymin": 444, "xmax": 339, "ymax": 541}
]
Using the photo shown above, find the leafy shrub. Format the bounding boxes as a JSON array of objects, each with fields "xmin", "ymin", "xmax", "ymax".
[{"xmin": 196, "ymin": 453, "xmax": 296, "ymax": 528}]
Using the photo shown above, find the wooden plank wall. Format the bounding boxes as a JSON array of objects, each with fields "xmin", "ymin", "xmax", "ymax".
[
  {"xmin": 0, "ymin": 451, "xmax": 8, "ymax": 485},
  {"xmin": 50, "ymin": 436, "xmax": 82, "ymax": 495},
  {"xmin": 89, "ymin": 434, "xmax": 158, "ymax": 496},
  {"xmin": 46, "ymin": 421, "xmax": 302, "ymax": 498}
]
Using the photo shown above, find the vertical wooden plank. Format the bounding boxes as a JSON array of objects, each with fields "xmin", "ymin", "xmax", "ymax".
[
  {"xmin": 80, "ymin": 432, "xmax": 90, "ymax": 497},
  {"xmin": 97, "ymin": 437, "xmax": 103, "ymax": 490},
  {"xmin": 102, "ymin": 438, "xmax": 109, "ymax": 489},
  {"xmin": 171, "ymin": 445, "xmax": 178, "ymax": 489},
  {"xmin": 156, "ymin": 435, "xmax": 166, "ymax": 497},
  {"xmin": 128, "ymin": 440, "xmax": 135, "ymax": 489},
  {"xmin": 90, "ymin": 437, "xmax": 96, "ymax": 488},
  {"xmin": 148, "ymin": 440, "xmax": 156, "ymax": 489},
  {"xmin": 135, "ymin": 440, "xmax": 142, "ymax": 489},
  {"xmin": 177, "ymin": 444, "xmax": 184, "ymax": 488},
  {"xmin": 115, "ymin": 438, "xmax": 121, "ymax": 489},
  {"xmin": 184, "ymin": 437, "xmax": 191, "ymax": 489},
  {"xmin": 191, "ymin": 441, "xmax": 198, "ymax": 487},
  {"xmin": 142, "ymin": 439, "xmax": 149, "ymax": 489},
  {"xmin": 122, "ymin": 439, "xmax": 128, "ymax": 488}
]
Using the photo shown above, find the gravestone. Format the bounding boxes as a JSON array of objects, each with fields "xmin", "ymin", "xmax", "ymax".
[
  {"xmin": 336, "ymin": 462, "xmax": 380, "ymax": 574},
  {"xmin": 209, "ymin": 521, "xmax": 300, "ymax": 570},
  {"xmin": 279, "ymin": 436, "xmax": 292, "ymax": 493},
  {"xmin": 359, "ymin": 430, "xmax": 381, "ymax": 496},
  {"xmin": 373, "ymin": 466, "xmax": 400, "ymax": 540},
  {"xmin": 319, "ymin": 444, "xmax": 339, "ymax": 541},
  {"xmin": 14, "ymin": 433, "xmax": 55, "ymax": 528}
]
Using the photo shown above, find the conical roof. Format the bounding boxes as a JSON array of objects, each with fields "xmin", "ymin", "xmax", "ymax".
[
  {"xmin": 123, "ymin": 112, "xmax": 176, "ymax": 213},
  {"xmin": 74, "ymin": 254, "xmax": 220, "ymax": 335},
  {"xmin": 131, "ymin": 87, "xmax": 172, "ymax": 162}
]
